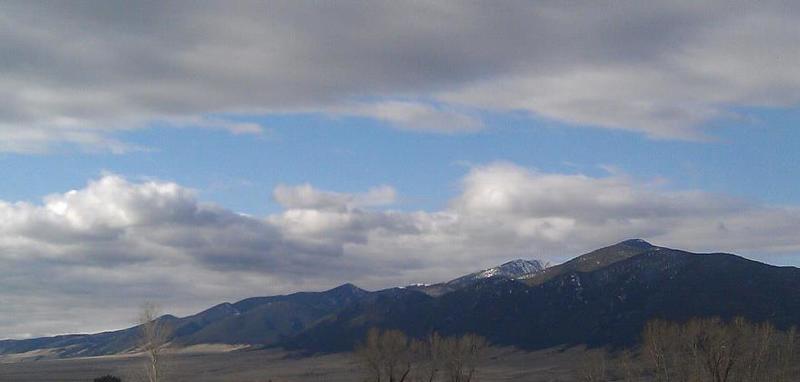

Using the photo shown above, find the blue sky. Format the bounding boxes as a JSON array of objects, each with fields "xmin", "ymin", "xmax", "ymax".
[
  {"xmin": 2, "ymin": 1, "xmax": 800, "ymax": 338},
  {"xmin": 3, "ymin": 107, "xmax": 798, "ymax": 215}
]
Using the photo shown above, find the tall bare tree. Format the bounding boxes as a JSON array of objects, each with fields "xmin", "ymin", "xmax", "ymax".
[
  {"xmin": 359, "ymin": 328, "xmax": 384, "ymax": 382},
  {"xmin": 411, "ymin": 333, "xmax": 445, "ymax": 382},
  {"xmin": 685, "ymin": 317, "xmax": 740, "ymax": 382},
  {"xmin": 356, "ymin": 328, "xmax": 412, "ymax": 382},
  {"xmin": 138, "ymin": 302, "xmax": 172, "ymax": 382},
  {"xmin": 643, "ymin": 320, "xmax": 675, "ymax": 382},
  {"xmin": 441, "ymin": 334, "xmax": 487, "ymax": 382}
]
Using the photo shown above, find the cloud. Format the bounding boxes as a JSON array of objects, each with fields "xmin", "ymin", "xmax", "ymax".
[
  {"xmin": 273, "ymin": 183, "xmax": 397, "ymax": 210},
  {"xmin": 3, "ymin": 165, "xmax": 800, "ymax": 337},
  {"xmin": 2, "ymin": 1, "xmax": 800, "ymax": 151},
  {"xmin": 337, "ymin": 101, "xmax": 483, "ymax": 133}
]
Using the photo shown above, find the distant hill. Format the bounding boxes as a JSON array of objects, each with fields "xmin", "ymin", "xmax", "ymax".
[
  {"xmin": 0, "ymin": 283, "xmax": 369, "ymax": 358},
  {"xmin": 3, "ymin": 240, "xmax": 800, "ymax": 357}
]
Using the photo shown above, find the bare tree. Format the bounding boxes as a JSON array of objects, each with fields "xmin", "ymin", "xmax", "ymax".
[
  {"xmin": 682, "ymin": 318, "xmax": 737, "ymax": 382},
  {"xmin": 411, "ymin": 332, "xmax": 445, "ymax": 382},
  {"xmin": 643, "ymin": 320, "xmax": 675, "ymax": 382},
  {"xmin": 382, "ymin": 330, "xmax": 413, "ymax": 382},
  {"xmin": 359, "ymin": 328, "xmax": 385, "ymax": 382},
  {"xmin": 579, "ymin": 349, "xmax": 608, "ymax": 382},
  {"xmin": 138, "ymin": 302, "xmax": 172, "ymax": 382},
  {"xmin": 641, "ymin": 317, "xmax": 800, "ymax": 382},
  {"xmin": 441, "ymin": 334, "xmax": 487, "ymax": 382},
  {"xmin": 775, "ymin": 326, "xmax": 798, "ymax": 382},
  {"xmin": 356, "ymin": 328, "xmax": 412, "ymax": 382},
  {"xmin": 615, "ymin": 349, "xmax": 640, "ymax": 382},
  {"xmin": 739, "ymin": 320, "xmax": 775, "ymax": 382},
  {"xmin": 357, "ymin": 330, "xmax": 487, "ymax": 382}
]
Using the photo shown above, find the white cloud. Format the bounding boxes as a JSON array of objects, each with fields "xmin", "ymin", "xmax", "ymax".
[
  {"xmin": 3, "ymin": 165, "xmax": 800, "ymax": 337},
  {"xmin": 338, "ymin": 101, "xmax": 483, "ymax": 133},
  {"xmin": 2, "ymin": 1, "xmax": 800, "ymax": 151}
]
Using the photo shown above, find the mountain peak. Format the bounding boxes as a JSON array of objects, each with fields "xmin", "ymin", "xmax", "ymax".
[
  {"xmin": 500, "ymin": 259, "xmax": 537, "ymax": 266},
  {"xmin": 522, "ymin": 240, "xmax": 659, "ymax": 287},
  {"xmin": 447, "ymin": 258, "xmax": 546, "ymax": 287},
  {"xmin": 494, "ymin": 259, "xmax": 547, "ymax": 276},
  {"xmin": 327, "ymin": 283, "xmax": 368, "ymax": 296},
  {"xmin": 617, "ymin": 239, "xmax": 655, "ymax": 249},
  {"xmin": 475, "ymin": 258, "xmax": 546, "ymax": 279}
]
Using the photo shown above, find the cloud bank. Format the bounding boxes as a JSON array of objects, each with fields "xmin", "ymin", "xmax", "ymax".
[
  {"xmin": 2, "ymin": 1, "xmax": 800, "ymax": 151},
  {"xmin": 2, "ymin": 164, "xmax": 800, "ymax": 337}
]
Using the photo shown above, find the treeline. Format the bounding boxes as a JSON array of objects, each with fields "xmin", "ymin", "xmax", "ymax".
[
  {"xmin": 581, "ymin": 317, "xmax": 800, "ymax": 382},
  {"xmin": 356, "ymin": 328, "xmax": 488, "ymax": 382},
  {"xmin": 643, "ymin": 317, "xmax": 797, "ymax": 382}
]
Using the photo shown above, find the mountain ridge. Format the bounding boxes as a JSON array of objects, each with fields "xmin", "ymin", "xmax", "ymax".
[{"xmin": 4, "ymin": 239, "xmax": 799, "ymax": 358}]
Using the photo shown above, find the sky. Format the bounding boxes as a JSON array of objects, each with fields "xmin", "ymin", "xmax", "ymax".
[{"xmin": 1, "ymin": 1, "xmax": 800, "ymax": 339}]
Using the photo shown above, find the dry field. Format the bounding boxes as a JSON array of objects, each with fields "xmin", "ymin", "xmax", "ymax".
[{"xmin": 0, "ymin": 346, "xmax": 596, "ymax": 382}]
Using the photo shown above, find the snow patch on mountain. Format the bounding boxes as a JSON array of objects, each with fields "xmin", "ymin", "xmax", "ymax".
[{"xmin": 448, "ymin": 259, "xmax": 547, "ymax": 286}]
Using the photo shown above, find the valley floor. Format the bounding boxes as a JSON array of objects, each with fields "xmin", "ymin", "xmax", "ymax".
[{"xmin": 0, "ymin": 346, "xmax": 602, "ymax": 382}]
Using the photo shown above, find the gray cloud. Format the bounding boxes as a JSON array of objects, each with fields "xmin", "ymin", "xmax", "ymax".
[
  {"xmin": 1, "ymin": 1, "xmax": 800, "ymax": 151},
  {"xmin": 2, "ymin": 165, "xmax": 800, "ymax": 337}
]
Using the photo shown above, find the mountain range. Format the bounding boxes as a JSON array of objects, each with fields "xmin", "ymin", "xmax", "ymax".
[{"xmin": 3, "ymin": 239, "xmax": 800, "ymax": 358}]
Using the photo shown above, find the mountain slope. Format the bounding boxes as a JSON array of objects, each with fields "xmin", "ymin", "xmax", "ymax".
[
  {"xmin": 282, "ymin": 241, "xmax": 800, "ymax": 352},
  {"xmin": 176, "ymin": 283, "xmax": 369, "ymax": 345}
]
